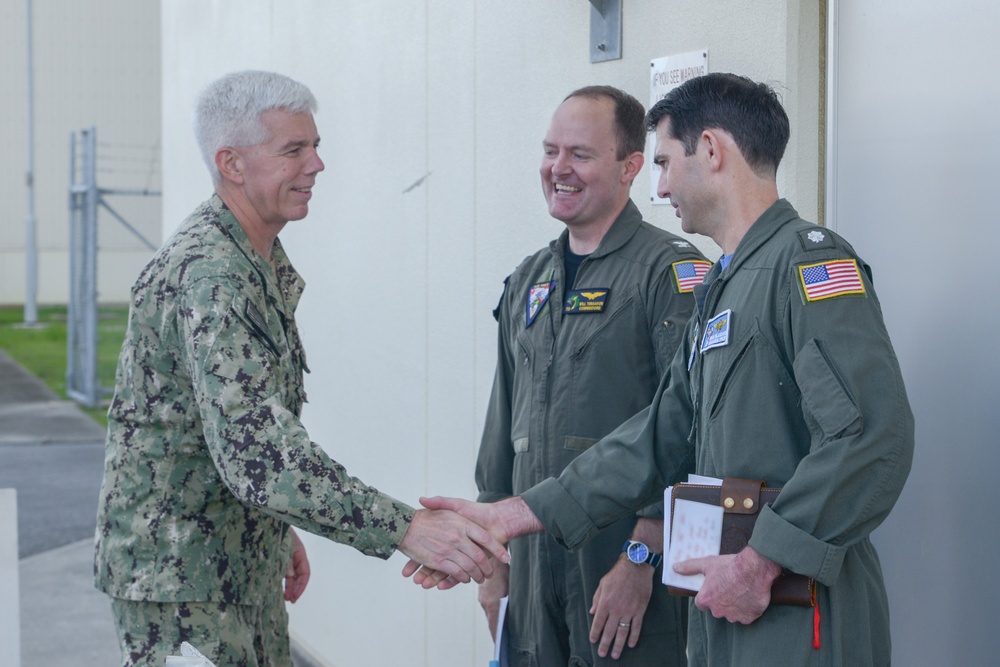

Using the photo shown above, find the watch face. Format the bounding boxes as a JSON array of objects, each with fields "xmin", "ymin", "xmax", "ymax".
[{"xmin": 627, "ymin": 542, "xmax": 649, "ymax": 563}]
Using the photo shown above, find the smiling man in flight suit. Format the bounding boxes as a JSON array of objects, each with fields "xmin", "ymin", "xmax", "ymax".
[{"xmin": 473, "ymin": 85, "xmax": 709, "ymax": 666}]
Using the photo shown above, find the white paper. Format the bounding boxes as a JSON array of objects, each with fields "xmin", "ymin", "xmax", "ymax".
[
  {"xmin": 490, "ymin": 596, "xmax": 510, "ymax": 667},
  {"xmin": 686, "ymin": 474, "xmax": 723, "ymax": 485},
  {"xmin": 165, "ymin": 642, "xmax": 217, "ymax": 667},
  {"xmin": 662, "ymin": 475, "xmax": 723, "ymax": 564},
  {"xmin": 662, "ymin": 499, "xmax": 724, "ymax": 590}
]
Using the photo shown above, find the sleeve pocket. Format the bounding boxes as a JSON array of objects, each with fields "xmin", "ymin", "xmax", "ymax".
[{"xmin": 794, "ymin": 339, "xmax": 861, "ymax": 439}]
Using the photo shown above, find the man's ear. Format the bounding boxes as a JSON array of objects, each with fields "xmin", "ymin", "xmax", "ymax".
[
  {"xmin": 700, "ymin": 129, "xmax": 729, "ymax": 173},
  {"xmin": 622, "ymin": 151, "xmax": 645, "ymax": 184},
  {"xmin": 215, "ymin": 147, "xmax": 244, "ymax": 185}
]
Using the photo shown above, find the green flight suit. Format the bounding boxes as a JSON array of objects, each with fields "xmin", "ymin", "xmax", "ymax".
[
  {"xmin": 95, "ymin": 196, "xmax": 412, "ymax": 663},
  {"xmin": 523, "ymin": 199, "xmax": 914, "ymax": 666},
  {"xmin": 478, "ymin": 200, "xmax": 707, "ymax": 665}
]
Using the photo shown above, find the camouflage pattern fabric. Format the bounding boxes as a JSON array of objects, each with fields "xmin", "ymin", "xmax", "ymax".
[
  {"xmin": 95, "ymin": 195, "xmax": 414, "ymax": 608},
  {"xmin": 110, "ymin": 592, "xmax": 289, "ymax": 667}
]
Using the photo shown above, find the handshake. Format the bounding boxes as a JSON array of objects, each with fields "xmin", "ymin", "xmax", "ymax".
[{"xmin": 396, "ymin": 495, "xmax": 542, "ymax": 589}]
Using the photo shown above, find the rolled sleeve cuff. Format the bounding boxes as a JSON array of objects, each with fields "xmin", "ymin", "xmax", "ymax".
[
  {"xmin": 748, "ymin": 504, "xmax": 847, "ymax": 587},
  {"xmin": 521, "ymin": 478, "xmax": 598, "ymax": 550}
]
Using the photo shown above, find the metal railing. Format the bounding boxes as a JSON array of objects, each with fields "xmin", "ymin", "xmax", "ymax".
[{"xmin": 66, "ymin": 127, "xmax": 160, "ymax": 408}]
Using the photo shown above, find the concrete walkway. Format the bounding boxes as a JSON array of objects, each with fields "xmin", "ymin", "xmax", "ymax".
[{"xmin": 0, "ymin": 349, "xmax": 120, "ymax": 666}]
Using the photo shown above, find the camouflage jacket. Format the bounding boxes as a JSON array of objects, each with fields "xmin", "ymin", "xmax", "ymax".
[{"xmin": 94, "ymin": 195, "xmax": 413, "ymax": 604}]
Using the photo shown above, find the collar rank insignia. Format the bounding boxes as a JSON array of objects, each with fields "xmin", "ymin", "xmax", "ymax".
[
  {"xmin": 673, "ymin": 260, "xmax": 713, "ymax": 293},
  {"xmin": 700, "ymin": 308, "xmax": 732, "ymax": 353},
  {"xmin": 526, "ymin": 281, "xmax": 555, "ymax": 327},
  {"xmin": 798, "ymin": 259, "xmax": 866, "ymax": 302},
  {"xmin": 565, "ymin": 289, "xmax": 610, "ymax": 314}
]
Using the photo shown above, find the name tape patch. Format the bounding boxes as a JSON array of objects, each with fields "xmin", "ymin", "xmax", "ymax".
[{"xmin": 565, "ymin": 289, "xmax": 610, "ymax": 314}]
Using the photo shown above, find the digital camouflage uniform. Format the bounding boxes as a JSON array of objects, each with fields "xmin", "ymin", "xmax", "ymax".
[
  {"xmin": 95, "ymin": 195, "xmax": 413, "ymax": 666},
  {"xmin": 523, "ymin": 199, "xmax": 914, "ymax": 666},
  {"xmin": 477, "ymin": 200, "xmax": 708, "ymax": 666}
]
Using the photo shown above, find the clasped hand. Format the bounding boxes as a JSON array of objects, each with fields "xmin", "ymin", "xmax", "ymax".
[
  {"xmin": 397, "ymin": 497, "xmax": 513, "ymax": 587},
  {"xmin": 400, "ymin": 496, "xmax": 527, "ymax": 589}
]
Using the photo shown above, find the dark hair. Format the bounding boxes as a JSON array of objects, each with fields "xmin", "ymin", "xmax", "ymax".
[
  {"xmin": 645, "ymin": 73, "xmax": 789, "ymax": 177},
  {"xmin": 565, "ymin": 85, "xmax": 646, "ymax": 160}
]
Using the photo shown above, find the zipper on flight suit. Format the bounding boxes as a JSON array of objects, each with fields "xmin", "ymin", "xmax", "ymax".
[{"xmin": 689, "ymin": 275, "xmax": 723, "ymax": 441}]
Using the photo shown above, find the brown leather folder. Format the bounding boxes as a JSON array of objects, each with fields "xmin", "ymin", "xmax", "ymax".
[{"xmin": 667, "ymin": 477, "xmax": 815, "ymax": 607}]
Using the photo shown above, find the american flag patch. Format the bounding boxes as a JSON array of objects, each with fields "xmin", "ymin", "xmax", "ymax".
[
  {"xmin": 672, "ymin": 260, "xmax": 712, "ymax": 293},
  {"xmin": 798, "ymin": 259, "xmax": 866, "ymax": 302}
]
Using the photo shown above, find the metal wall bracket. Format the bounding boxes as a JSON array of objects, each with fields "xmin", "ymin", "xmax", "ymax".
[{"xmin": 589, "ymin": 0, "xmax": 622, "ymax": 62}]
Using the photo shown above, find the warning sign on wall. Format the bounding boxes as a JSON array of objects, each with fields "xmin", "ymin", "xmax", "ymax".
[{"xmin": 648, "ymin": 50, "xmax": 709, "ymax": 205}]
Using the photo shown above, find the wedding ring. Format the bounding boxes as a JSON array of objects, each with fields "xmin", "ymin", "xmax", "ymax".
[{"xmin": 618, "ymin": 621, "xmax": 631, "ymax": 628}]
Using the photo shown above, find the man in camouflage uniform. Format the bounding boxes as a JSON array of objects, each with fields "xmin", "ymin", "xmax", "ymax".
[{"xmin": 94, "ymin": 70, "xmax": 507, "ymax": 667}]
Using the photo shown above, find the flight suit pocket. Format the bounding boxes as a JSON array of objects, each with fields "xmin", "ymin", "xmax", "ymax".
[
  {"xmin": 706, "ymin": 330, "xmax": 755, "ymax": 420},
  {"xmin": 564, "ymin": 436, "xmax": 598, "ymax": 452},
  {"xmin": 569, "ymin": 291, "xmax": 637, "ymax": 360},
  {"xmin": 794, "ymin": 339, "xmax": 861, "ymax": 439},
  {"xmin": 509, "ymin": 334, "xmax": 535, "ymax": 447}
]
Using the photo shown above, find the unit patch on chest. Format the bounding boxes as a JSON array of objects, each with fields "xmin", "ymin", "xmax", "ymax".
[
  {"xmin": 526, "ymin": 281, "xmax": 555, "ymax": 327},
  {"xmin": 564, "ymin": 289, "xmax": 610, "ymax": 314},
  {"xmin": 700, "ymin": 309, "xmax": 732, "ymax": 352}
]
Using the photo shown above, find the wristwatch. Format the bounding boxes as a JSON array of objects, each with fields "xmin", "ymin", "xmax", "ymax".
[{"xmin": 622, "ymin": 540, "xmax": 662, "ymax": 568}]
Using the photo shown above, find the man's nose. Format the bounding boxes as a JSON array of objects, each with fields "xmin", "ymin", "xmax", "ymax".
[
  {"xmin": 307, "ymin": 149, "xmax": 324, "ymax": 174},
  {"xmin": 656, "ymin": 170, "xmax": 669, "ymax": 200},
  {"xmin": 551, "ymin": 151, "xmax": 571, "ymax": 175}
]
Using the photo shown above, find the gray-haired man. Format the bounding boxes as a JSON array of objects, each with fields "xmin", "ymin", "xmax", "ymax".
[{"xmin": 94, "ymin": 70, "xmax": 507, "ymax": 667}]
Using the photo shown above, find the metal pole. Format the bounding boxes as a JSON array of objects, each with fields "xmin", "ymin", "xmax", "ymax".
[
  {"xmin": 24, "ymin": 0, "xmax": 38, "ymax": 325},
  {"xmin": 83, "ymin": 127, "xmax": 99, "ymax": 407},
  {"xmin": 67, "ymin": 132, "xmax": 79, "ymax": 397}
]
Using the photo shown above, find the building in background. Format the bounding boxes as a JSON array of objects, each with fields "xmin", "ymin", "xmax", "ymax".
[{"xmin": 1, "ymin": 0, "xmax": 161, "ymax": 306}]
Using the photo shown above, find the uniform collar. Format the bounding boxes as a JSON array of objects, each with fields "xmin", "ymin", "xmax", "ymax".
[
  {"xmin": 692, "ymin": 199, "xmax": 800, "ymax": 317},
  {"xmin": 549, "ymin": 198, "xmax": 644, "ymax": 260},
  {"xmin": 209, "ymin": 194, "xmax": 305, "ymax": 316},
  {"xmin": 722, "ymin": 198, "xmax": 801, "ymax": 276}
]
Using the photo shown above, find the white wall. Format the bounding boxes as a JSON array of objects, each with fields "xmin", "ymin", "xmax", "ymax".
[
  {"xmin": 161, "ymin": 2, "xmax": 820, "ymax": 664},
  {"xmin": 0, "ymin": 0, "xmax": 161, "ymax": 306},
  {"xmin": 830, "ymin": 1, "xmax": 1000, "ymax": 663}
]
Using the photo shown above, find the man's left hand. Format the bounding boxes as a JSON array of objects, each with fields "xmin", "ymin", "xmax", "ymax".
[
  {"xmin": 673, "ymin": 546, "xmax": 782, "ymax": 624},
  {"xmin": 284, "ymin": 528, "xmax": 311, "ymax": 603},
  {"xmin": 589, "ymin": 557, "xmax": 653, "ymax": 659}
]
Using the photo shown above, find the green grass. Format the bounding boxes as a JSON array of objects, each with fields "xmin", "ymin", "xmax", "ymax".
[{"xmin": 0, "ymin": 305, "xmax": 128, "ymax": 426}]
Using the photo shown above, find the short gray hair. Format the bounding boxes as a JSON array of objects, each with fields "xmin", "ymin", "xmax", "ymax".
[{"xmin": 193, "ymin": 70, "xmax": 318, "ymax": 183}]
